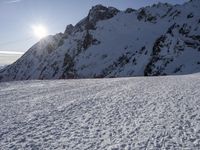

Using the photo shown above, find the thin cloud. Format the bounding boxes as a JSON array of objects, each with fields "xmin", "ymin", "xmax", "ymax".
[
  {"xmin": 0, "ymin": 51, "xmax": 24, "ymax": 55},
  {"xmin": 4, "ymin": 0, "xmax": 22, "ymax": 4}
]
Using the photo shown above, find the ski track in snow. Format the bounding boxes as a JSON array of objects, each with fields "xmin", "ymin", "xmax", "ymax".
[{"xmin": 0, "ymin": 75, "xmax": 200, "ymax": 149}]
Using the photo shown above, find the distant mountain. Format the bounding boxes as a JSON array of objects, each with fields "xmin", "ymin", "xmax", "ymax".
[{"xmin": 0, "ymin": 0, "xmax": 200, "ymax": 81}]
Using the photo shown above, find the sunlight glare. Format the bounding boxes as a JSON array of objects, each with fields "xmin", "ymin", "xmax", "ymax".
[{"xmin": 31, "ymin": 24, "xmax": 48, "ymax": 39}]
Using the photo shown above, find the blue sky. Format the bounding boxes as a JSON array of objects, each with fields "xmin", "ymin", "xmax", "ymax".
[{"xmin": 0, "ymin": 0, "xmax": 188, "ymax": 53}]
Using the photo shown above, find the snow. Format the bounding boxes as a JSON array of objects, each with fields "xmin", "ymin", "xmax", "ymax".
[
  {"xmin": 0, "ymin": 0, "xmax": 199, "ymax": 81},
  {"xmin": 0, "ymin": 74, "xmax": 200, "ymax": 149},
  {"xmin": 0, "ymin": 66, "xmax": 5, "ymax": 71}
]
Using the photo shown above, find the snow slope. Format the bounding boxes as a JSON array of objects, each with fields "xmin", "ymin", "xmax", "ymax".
[
  {"xmin": 0, "ymin": 0, "xmax": 200, "ymax": 81},
  {"xmin": 0, "ymin": 74, "xmax": 200, "ymax": 149},
  {"xmin": 0, "ymin": 65, "xmax": 5, "ymax": 70}
]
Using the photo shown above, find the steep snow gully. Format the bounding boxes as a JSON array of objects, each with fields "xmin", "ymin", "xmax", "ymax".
[{"xmin": 0, "ymin": 74, "xmax": 200, "ymax": 149}]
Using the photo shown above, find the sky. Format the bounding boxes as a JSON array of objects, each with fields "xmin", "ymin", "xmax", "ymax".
[
  {"xmin": 0, "ymin": 0, "xmax": 188, "ymax": 53},
  {"xmin": 0, "ymin": 53, "xmax": 21, "ymax": 65}
]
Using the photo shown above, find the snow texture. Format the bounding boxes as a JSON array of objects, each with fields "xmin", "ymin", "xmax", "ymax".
[{"xmin": 0, "ymin": 74, "xmax": 200, "ymax": 149}]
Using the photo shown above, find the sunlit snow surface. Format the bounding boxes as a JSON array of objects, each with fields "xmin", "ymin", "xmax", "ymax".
[{"xmin": 0, "ymin": 75, "xmax": 200, "ymax": 149}]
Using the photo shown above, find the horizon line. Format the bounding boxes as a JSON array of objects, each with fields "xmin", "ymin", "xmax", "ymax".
[{"xmin": 0, "ymin": 51, "xmax": 24, "ymax": 55}]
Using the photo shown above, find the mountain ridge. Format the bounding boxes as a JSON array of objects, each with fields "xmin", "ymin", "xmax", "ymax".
[{"xmin": 0, "ymin": 0, "xmax": 199, "ymax": 81}]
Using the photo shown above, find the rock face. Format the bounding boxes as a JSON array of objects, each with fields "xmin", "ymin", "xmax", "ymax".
[{"xmin": 0, "ymin": 1, "xmax": 200, "ymax": 81}]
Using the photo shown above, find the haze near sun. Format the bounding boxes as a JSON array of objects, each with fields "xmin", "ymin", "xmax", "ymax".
[{"xmin": 31, "ymin": 24, "xmax": 48, "ymax": 39}]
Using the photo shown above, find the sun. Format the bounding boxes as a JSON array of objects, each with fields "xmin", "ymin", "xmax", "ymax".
[{"xmin": 31, "ymin": 24, "xmax": 48, "ymax": 39}]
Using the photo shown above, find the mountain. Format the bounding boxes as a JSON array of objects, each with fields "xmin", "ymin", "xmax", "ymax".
[
  {"xmin": 1, "ymin": 74, "xmax": 200, "ymax": 149},
  {"xmin": 0, "ymin": 0, "xmax": 200, "ymax": 81},
  {"xmin": 0, "ymin": 65, "xmax": 6, "ymax": 70}
]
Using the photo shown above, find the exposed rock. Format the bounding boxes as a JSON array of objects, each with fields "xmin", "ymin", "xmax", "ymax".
[
  {"xmin": 75, "ymin": 5, "xmax": 119, "ymax": 31},
  {"xmin": 125, "ymin": 8, "xmax": 135, "ymax": 14},
  {"xmin": 64, "ymin": 24, "xmax": 74, "ymax": 35},
  {"xmin": 0, "ymin": 1, "xmax": 200, "ymax": 81}
]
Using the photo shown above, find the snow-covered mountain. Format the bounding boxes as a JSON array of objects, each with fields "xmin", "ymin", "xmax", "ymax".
[
  {"xmin": 0, "ymin": 0, "xmax": 200, "ymax": 81},
  {"xmin": 0, "ymin": 65, "xmax": 5, "ymax": 70},
  {"xmin": 1, "ymin": 74, "xmax": 200, "ymax": 149}
]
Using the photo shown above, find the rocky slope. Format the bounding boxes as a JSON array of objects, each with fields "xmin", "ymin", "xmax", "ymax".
[{"xmin": 0, "ymin": 0, "xmax": 200, "ymax": 81}]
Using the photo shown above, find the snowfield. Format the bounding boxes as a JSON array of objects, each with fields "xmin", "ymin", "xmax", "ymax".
[{"xmin": 0, "ymin": 75, "xmax": 200, "ymax": 149}]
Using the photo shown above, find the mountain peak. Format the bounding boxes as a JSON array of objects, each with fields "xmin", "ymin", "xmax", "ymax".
[
  {"xmin": 74, "ymin": 4, "xmax": 120, "ymax": 31},
  {"xmin": 89, "ymin": 4, "xmax": 119, "ymax": 13},
  {"xmin": 0, "ymin": 1, "xmax": 200, "ymax": 81},
  {"xmin": 64, "ymin": 24, "xmax": 74, "ymax": 35},
  {"xmin": 88, "ymin": 4, "xmax": 119, "ymax": 24}
]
